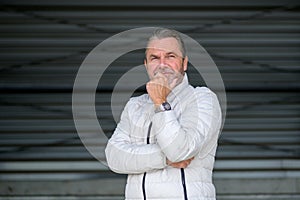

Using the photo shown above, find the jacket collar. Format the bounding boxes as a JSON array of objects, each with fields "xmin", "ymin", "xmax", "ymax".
[{"xmin": 167, "ymin": 73, "xmax": 189, "ymax": 103}]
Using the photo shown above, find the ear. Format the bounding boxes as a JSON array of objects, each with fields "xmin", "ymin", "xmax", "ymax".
[
  {"xmin": 183, "ymin": 56, "xmax": 188, "ymax": 71},
  {"xmin": 144, "ymin": 59, "xmax": 148, "ymax": 69}
]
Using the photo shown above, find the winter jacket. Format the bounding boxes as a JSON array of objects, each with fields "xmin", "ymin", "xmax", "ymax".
[{"xmin": 105, "ymin": 74, "xmax": 222, "ymax": 200}]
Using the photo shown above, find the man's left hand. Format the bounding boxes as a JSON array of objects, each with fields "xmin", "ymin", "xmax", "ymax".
[{"xmin": 166, "ymin": 157, "xmax": 194, "ymax": 169}]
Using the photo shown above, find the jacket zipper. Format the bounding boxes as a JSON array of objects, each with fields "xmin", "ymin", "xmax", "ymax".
[
  {"xmin": 142, "ymin": 122, "xmax": 188, "ymax": 200},
  {"xmin": 142, "ymin": 122, "xmax": 152, "ymax": 200},
  {"xmin": 142, "ymin": 173, "xmax": 147, "ymax": 200},
  {"xmin": 181, "ymin": 168, "xmax": 188, "ymax": 200}
]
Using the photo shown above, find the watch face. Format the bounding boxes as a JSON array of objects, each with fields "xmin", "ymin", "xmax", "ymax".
[{"xmin": 162, "ymin": 102, "xmax": 171, "ymax": 110}]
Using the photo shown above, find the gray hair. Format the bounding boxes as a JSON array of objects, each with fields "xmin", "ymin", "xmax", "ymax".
[{"xmin": 145, "ymin": 28, "xmax": 186, "ymax": 58}]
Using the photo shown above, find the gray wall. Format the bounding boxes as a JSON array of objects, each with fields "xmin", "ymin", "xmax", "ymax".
[{"xmin": 0, "ymin": 0, "xmax": 299, "ymax": 199}]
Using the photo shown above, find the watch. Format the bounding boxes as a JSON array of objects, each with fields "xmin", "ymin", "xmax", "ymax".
[{"xmin": 155, "ymin": 102, "xmax": 171, "ymax": 113}]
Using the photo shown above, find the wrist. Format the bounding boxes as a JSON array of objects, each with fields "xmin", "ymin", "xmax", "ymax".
[{"xmin": 154, "ymin": 101, "xmax": 171, "ymax": 113}]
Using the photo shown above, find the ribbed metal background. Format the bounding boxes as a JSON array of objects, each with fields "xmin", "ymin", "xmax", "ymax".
[{"xmin": 0, "ymin": 0, "xmax": 299, "ymax": 199}]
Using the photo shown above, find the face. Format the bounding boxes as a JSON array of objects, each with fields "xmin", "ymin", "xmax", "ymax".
[{"xmin": 144, "ymin": 37, "xmax": 188, "ymax": 86}]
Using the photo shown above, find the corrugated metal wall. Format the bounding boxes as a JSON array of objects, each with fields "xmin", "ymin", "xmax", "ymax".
[{"xmin": 0, "ymin": 0, "xmax": 299, "ymax": 199}]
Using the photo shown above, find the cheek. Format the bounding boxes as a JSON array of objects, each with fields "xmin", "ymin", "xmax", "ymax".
[
  {"xmin": 170, "ymin": 61, "xmax": 183, "ymax": 72},
  {"xmin": 146, "ymin": 65, "xmax": 156, "ymax": 76}
]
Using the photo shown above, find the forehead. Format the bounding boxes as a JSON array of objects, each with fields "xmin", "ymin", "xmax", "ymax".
[{"xmin": 146, "ymin": 37, "xmax": 182, "ymax": 56}]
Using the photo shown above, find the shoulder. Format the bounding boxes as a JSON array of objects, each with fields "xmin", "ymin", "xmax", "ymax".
[
  {"xmin": 189, "ymin": 86, "xmax": 220, "ymax": 110},
  {"xmin": 194, "ymin": 86, "xmax": 218, "ymax": 99},
  {"xmin": 193, "ymin": 86, "xmax": 221, "ymax": 116},
  {"xmin": 194, "ymin": 86, "xmax": 215, "ymax": 94},
  {"xmin": 124, "ymin": 94, "xmax": 151, "ymax": 110},
  {"xmin": 128, "ymin": 94, "xmax": 150, "ymax": 104},
  {"xmin": 183, "ymin": 85, "xmax": 217, "ymax": 102}
]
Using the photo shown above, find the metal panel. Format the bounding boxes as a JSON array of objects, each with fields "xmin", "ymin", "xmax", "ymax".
[{"xmin": 0, "ymin": 0, "xmax": 299, "ymax": 198}]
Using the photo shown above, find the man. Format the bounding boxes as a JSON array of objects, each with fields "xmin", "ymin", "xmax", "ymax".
[{"xmin": 105, "ymin": 28, "xmax": 222, "ymax": 200}]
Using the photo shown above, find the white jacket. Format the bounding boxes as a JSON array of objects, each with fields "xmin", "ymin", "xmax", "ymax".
[{"xmin": 105, "ymin": 74, "xmax": 222, "ymax": 200}]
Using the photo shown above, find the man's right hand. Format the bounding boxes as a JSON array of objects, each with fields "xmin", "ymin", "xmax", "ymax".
[
  {"xmin": 166, "ymin": 157, "xmax": 194, "ymax": 169},
  {"xmin": 146, "ymin": 74, "xmax": 171, "ymax": 107}
]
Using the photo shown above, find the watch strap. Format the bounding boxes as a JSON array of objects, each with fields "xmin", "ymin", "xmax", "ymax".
[{"xmin": 155, "ymin": 102, "xmax": 171, "ymax": 113}]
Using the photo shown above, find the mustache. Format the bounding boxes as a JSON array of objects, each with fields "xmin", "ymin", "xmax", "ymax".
[{"xmin": 154, "ymin": 67, "xmax": 175, "ymax": 76}]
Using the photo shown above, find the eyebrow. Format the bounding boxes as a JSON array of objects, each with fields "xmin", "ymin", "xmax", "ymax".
[
  {"xmin": 166, "ymin": 52, "xmax": 176, "ymax": 55},
  {"xmin": 149, "ymin": 54, "xmax": 159, "ymax": 59},
  {"xmin": 148, "ymin": 51, "xmax": 177, "ymax": 58}
]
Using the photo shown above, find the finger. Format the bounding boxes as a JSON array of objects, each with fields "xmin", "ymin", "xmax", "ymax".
[{"xmin": 146, "ymin": 82, "xmax": 155, "ymax": 91}]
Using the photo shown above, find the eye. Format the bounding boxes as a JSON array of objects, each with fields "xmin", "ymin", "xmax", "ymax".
[
  {"xmin": 149, "ymin": 55, "xmax": 159, "ymax": 61},
  {"xmin": 167, "ymin": 54, "xmax": 176, "ymax": 59}
]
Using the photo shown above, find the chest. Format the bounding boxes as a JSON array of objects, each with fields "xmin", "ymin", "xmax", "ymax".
[{"xmin": 128, "ymin": 99, "xmax": 186, "ymax": 144}]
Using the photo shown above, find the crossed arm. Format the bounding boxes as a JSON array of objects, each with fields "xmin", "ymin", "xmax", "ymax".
[
  {"xmin": 105, "ymin": 75, "xmax": 221, "ymax": 174},
  {"xmin": 104, "ymin": 102, "xmax": 196, "ymax": 174}
]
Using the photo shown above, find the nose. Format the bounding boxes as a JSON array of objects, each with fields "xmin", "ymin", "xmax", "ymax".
[{"xmin": 158, "ymin": 56, "xmax": 166, "ymax": 66}]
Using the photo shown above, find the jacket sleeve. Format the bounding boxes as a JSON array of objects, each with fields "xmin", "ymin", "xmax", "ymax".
[
  {"xmin": 105, "ymin": 100, "xmax": 167, "ymax": 174},
  {"xmin": 151, "ymin": 87, "xmax": 222, "ymax": 163}
]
